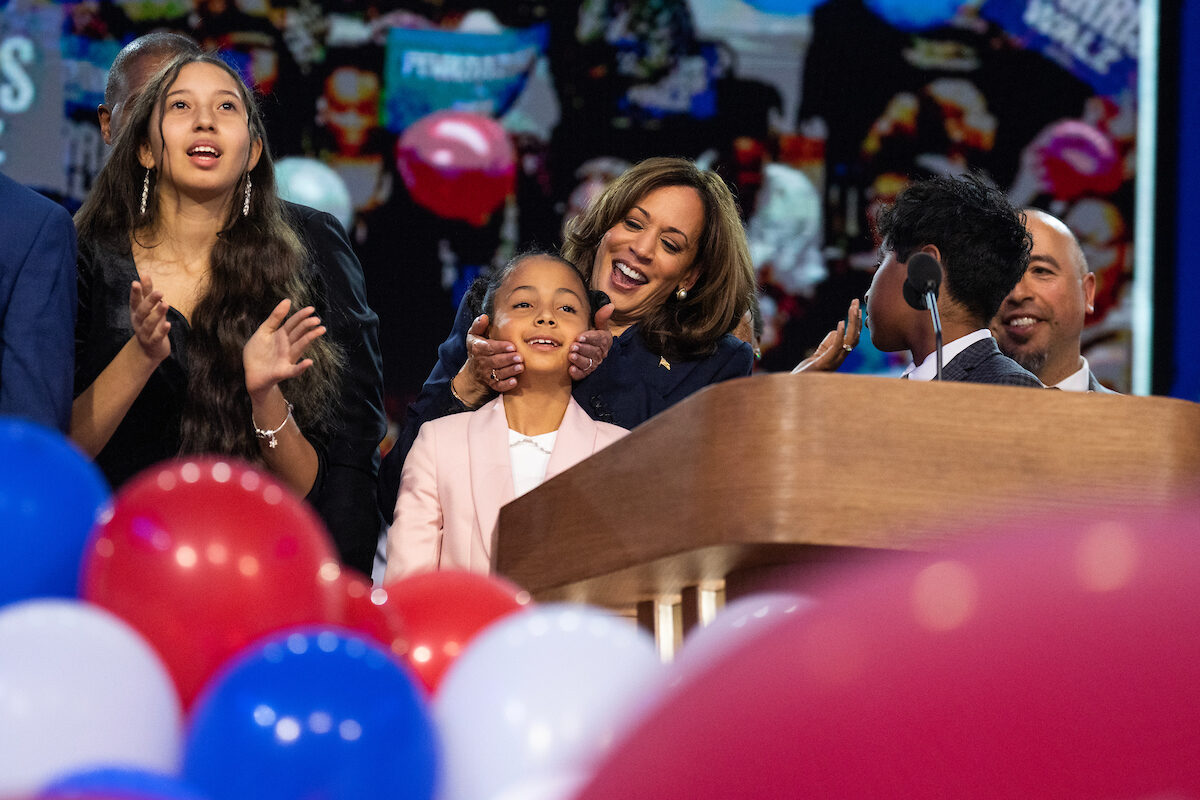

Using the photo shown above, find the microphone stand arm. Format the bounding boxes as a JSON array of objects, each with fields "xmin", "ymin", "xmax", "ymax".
[{"xmin": 924, "ymin": 290, "xmax": 943, "ymax": 381}]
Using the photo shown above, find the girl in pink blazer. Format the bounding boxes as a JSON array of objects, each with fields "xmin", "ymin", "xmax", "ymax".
[{"xmin": 384, "ymin": 253, "xmax": 628, "ymax": 580}]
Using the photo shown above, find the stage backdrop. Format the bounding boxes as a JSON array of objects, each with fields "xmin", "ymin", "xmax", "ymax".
[{"xmin": 0, "ymin": 0, "xmax": 1142, "ymax": 409}]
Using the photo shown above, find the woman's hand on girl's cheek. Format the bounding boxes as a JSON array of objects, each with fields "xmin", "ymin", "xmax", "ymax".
[
  {"xmin": 465, "ymin": 314, "xmax": 523, "ymax": 393},
  {"xmin": 569, "ymin": 302, "xmax": 613, "ymax": 380}
]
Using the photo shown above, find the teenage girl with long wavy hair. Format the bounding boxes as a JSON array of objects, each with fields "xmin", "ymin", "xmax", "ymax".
[{"xmin": 73, "ymin": 52, "xmax": 341, "ymax": 497}]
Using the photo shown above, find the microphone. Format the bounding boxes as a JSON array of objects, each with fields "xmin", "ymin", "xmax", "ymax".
[
  {"xmin": 903, "ymin": 252, "xmax": 944, "ymax": 380},
  {"xmin": 903, "ymin": 252, "xmax": 941, "ymax": 310}
]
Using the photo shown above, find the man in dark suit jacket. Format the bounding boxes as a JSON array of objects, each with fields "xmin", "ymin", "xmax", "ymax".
[
  {"xmin": 865, "ymin": 173, "xmax": 1043, "ymax": 388},
  {"xmin": 992, "ymin": 209, "xmax": 1116, "ymax": 393},
  {"xmin": 100, "ymin": 34, "xmax": 387, "ymax": 574},
  {"xmin": 0, "ymin": 174, "xmax": 78, "ymax": 432}
]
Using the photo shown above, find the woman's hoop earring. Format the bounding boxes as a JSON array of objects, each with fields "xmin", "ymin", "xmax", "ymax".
[
  {"xmin": 243, "ymin": 175, "xmax": 252, "ymax": 216},
  {"xmin": 675, "ymin": 286, "xmax": 688, "ymax": 301},
  {"xmin": 140, "ymin": 168, "xmax": 151, "ymax": 216}
]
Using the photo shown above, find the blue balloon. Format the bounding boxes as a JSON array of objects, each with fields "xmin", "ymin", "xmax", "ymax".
[
  {"xmin": 0, "ymin": 418, "xmax": 110, "ymax": 605},
  {"xmin": 43, "ymin": 767, "xmax": 209, "ymax": 800},
  {"xmin": 743, "ymin": 0, "xmax": 827, "ymax": 14},
  {"xmin": 864, "ymin": 0, "xmax": 963, "ymax": 31},
  {"xmin": 184, "ymin": 628, "xmax": 438, "ymax": 800}
]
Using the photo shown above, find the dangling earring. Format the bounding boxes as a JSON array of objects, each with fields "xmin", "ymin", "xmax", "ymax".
[
  {"xmin": 242, "ymin": 175, "xmax": 252, "ymax": 216},
  {"xmin": 675, "ymin": 286, "xmax": 688, "ymax": 301},
  {"xmin": 140, "ymin": 168, "xmax": 151, "ymax": 215}
]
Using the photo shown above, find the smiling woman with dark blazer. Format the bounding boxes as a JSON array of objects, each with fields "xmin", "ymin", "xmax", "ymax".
[{"xmin": 380, "ymin": 157, "xmax": 756, "ymax": 519}]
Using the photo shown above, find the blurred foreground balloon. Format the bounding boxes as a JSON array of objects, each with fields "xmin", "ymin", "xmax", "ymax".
[
  {"xmin": 0, "ymin": 418, "xmax": 110, "ymax": 606},
  {"xmin": 43, "ymin": 767, "xmax": 209, "ymax": 800},
  {"xmin": 672, "ymin": 592, "xmax": 813, "ymax": 678},
  {"xmin": 382, "ymin": 569, "xmax": 530, "ymax": 692},
  {"xmin": 865, "ymin": 0, "xmax": 962, "ymax": 30},
  {"xmin": 436, "ymin": 604, "xmax": 662, "ymax": 800},
  {"xmin": 333, "ymin": 572, "xmax": 411, "ymax": 659},
  {"xmin": 575, "ymin": 506, "xmax": 1200, "ymax": 798},
  {"xmin": 0, "ymin": 600, "xmax": 182, "ymax": 794},
  {"xmin": 275, "ymin": 157, "xmax": 354, "ymax": 232},
  {"xmin": 185, "ymin": 628, "xmax": 437, "ymax": 800},
  {"xmin": 81, "ymin": 458, "xmax": 342, "ymax": 706},
  {"xmin": 396, "ymin": 110, "xmax": 515, "ymax": 225}
]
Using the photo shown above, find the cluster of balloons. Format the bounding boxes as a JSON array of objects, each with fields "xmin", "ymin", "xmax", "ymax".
[
  {"xmin": 5, "ymin": 416, "xmax": 1200, "ymax": 799},
  {"xmin": 0, "ymin": 420, "xmax": 664, "ymax": 800}
]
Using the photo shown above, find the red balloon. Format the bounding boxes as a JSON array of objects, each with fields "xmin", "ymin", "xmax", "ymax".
[
  {"xmin": 80, "ymin": 458, "xmax": 343, "ymax": 707},
  {"xmin": 333, "ymin": 573, "xmax": 412, "ymax": 662},
  {"xmin": 576, "ymin": 504, "xmax": 1200, "ymax": 799},
  {"xmin": 396, "ymin": 110, "xmax": 515, "ymax": 225},
  {"xmin": 381, "ymin": 570, "xmax": 531, "ymax": 692}
]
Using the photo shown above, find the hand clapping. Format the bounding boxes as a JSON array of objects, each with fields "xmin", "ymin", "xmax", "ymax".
[
  {"xmin": 243, "ymin": 299, "xmax": 326, "ymax": 400},
  {"xmin": 129, "ymin": 276, "xmax": 171, "ymax": 364}
]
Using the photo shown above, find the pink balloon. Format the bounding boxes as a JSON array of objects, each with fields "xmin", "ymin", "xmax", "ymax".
[
  {"xmin": 396, "ymin": 110, "xmax": 515, "ymax": 225},
  {"xmin": 1037, "ymin": 119, "xmax": 1122, "ymax": 201},
  {"xmin": 575, "ymin": 503, "xmax": 1200, "ymax": 799}
]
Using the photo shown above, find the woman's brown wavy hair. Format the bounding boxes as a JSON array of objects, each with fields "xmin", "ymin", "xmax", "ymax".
[{"xmin": 561, "ymin": 156, "xmax": 754, "ymax": 359}]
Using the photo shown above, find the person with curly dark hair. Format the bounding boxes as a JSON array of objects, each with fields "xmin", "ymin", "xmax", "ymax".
[
  {"xmin": 73, "ymin": 52, "xmax": 344, "ymax": 500},
  {"xmin": 865, "ymin": 172, "xmax": 1043, "ymax": 386}
]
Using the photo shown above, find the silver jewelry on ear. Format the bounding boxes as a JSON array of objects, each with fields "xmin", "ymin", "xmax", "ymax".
[
  {"xmin": 243, "ymin": 175, "xmax": 252, "ymax": 216},
  {"xmin": 675, "ymin": 286, "xmax": 688, "ymax": 301},
  {"xmin": 140, "ymin": 168, "xmax": 150, "ymax": 215}
]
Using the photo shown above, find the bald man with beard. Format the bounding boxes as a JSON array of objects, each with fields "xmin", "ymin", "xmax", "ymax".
[{"xmin": 992, "ymin": 209, "xmax": 1115, "ymax": 393}]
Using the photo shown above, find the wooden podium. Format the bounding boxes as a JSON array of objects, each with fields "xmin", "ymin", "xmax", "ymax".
[{"xmin": 494, "ymin": 373, "xmax": 1200, "ymax": 627}]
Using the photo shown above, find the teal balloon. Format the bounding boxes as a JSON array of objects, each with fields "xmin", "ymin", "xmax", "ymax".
[
  {"xmin": 184, "ymin": 628, "xmax": 437, "ymax": 800},
  {"xmin": 275, "ymin": 158, "xmax": 354, "ymax": 233},
  {"xmin": 744, "ymin": 0, "xmax": 827, "ymax": 14},
  {"xmin": 0, "ymin": 418, "xmax": 110, "ymax": 605},
  {"xmin": 864, "ymin": 0, "xmax": 963, "ymax": 30}
]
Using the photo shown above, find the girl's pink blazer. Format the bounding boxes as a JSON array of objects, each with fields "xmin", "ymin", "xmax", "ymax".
[{"xmin": 384, "ymin": 396, "xmax": 627, "ymax": 581}]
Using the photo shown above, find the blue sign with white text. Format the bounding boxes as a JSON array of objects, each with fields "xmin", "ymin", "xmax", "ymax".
[
  {"xmin": 981, "ymin": 0, "xmax": 1137, "ymax": 96},
  {"xmin": 382, "ymin": 24, "xmax": 548, "ymax": 133}
]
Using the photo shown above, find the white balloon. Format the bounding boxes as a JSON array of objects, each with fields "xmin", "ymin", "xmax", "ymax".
[
  {"xmin": 275, "ymin": 157, "xmax": 355, "ymax": 233},
  {"xmin": 0, "ymin": 599, "xmax": 183, "ymax": 794},
  {"xmin": 434, "ymin": 604, "xmax": 663, "ymax": 800}
]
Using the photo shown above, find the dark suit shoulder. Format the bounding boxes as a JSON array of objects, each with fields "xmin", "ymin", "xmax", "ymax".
[
  {"xmin": 0, "ymin": 174, "xmax": 71, "ymax": 241},
  {"xmin": 944, "ymin": 337, "xmax": 1044, "ymax": 387}
]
